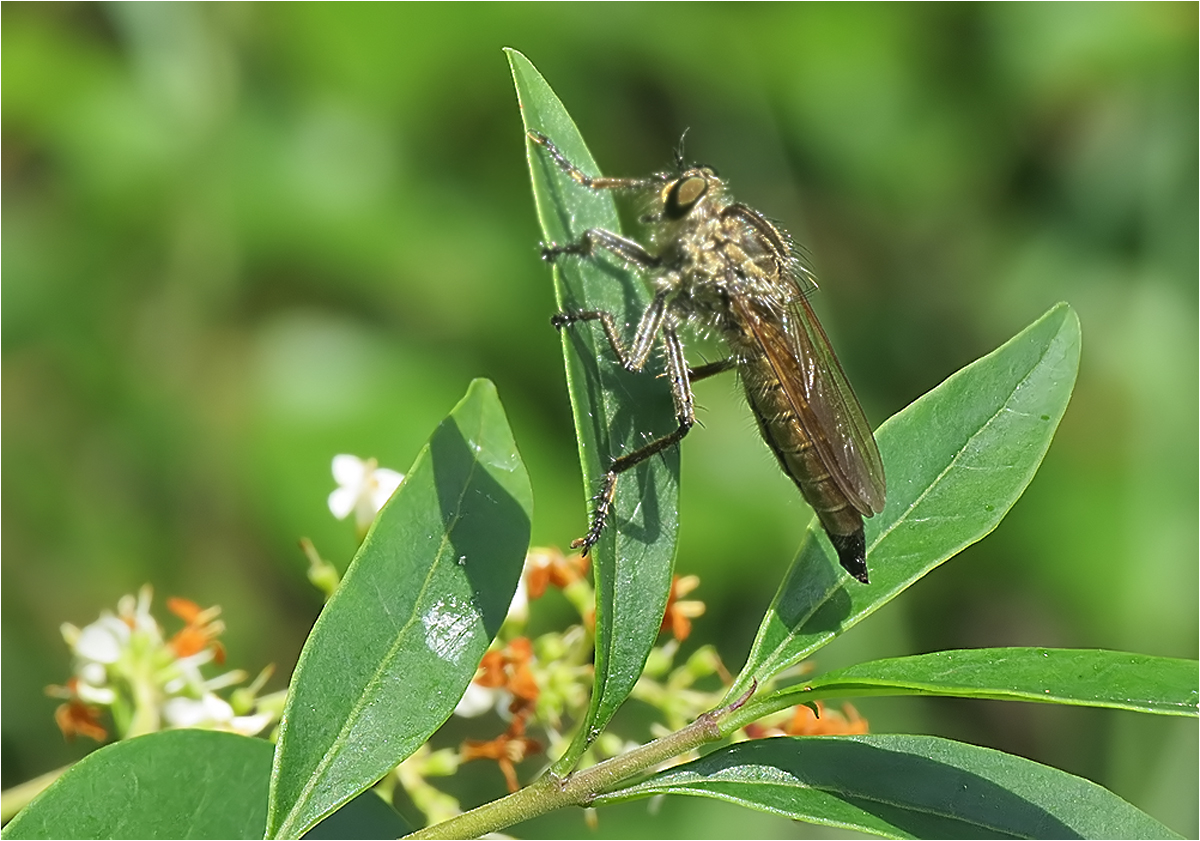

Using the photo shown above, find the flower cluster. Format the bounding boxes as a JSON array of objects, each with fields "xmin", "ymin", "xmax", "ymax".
[
  {"xmin": 394, "ymin": 543, "xmax": 869, "ymax": 825},
  {"xmin": 450, "ymin": 548, "xmax": 594, "ymax": 793},
  {"xmin": 48, "ymin": 585, "xmax": 279, "ymax": 743},
  {"xmin": 38, "ymin": 452, "xmax": 867, "ymax": 827},
  {"xmin": 42, "ymin": 450, "xmax": 868, "ymax": 830}
]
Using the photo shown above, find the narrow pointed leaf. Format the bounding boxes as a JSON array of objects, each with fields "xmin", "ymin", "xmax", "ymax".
[
  {"xmin": 594, "ymin": 735, "xmax": 1179, "ymax": 840},
  {"xmin": 728, "ymin": 304, "xmax": 1081, "ymax": 699},
  {"xmin": 738, "ymin": 649, "xmax": 1199, "ymax": 727},
  {"xmin": 507, "ymin": 49, "xmax": 678, "ymax": 771},
  {"xmin": 2, "ymin": 731, "xmax": 272, "ymax": 840},
  {"xmin": 267, "ymin": 379, "xmax": 532, "ymax": 839}
]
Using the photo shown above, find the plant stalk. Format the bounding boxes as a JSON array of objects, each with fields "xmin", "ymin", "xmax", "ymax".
[
  {"xmin": 403, "ymin": 693, "xmax": 747, "ymax": 840},
  {"xmin": 0, "ymin": 765, "xmax": 70, "ymax": 822}
]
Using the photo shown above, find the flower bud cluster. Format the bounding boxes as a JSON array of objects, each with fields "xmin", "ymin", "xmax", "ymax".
[
  {"xmin": 389, "ymin": 543, "xmax": 871, "ymax": 825},
  {"xmin": 48, "ymin": 585, "xmax": 279, "ymax": 743}
]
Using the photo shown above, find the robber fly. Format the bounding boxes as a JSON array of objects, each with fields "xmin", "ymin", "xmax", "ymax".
[{"xmin": 529, "ymin": 130, "xmax": 886, "ymax": 583}]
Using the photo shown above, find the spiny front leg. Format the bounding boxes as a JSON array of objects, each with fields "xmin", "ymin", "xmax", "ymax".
[{"xmin": 527, "ymin": 130, "xmax": 661, "ymax": 192}]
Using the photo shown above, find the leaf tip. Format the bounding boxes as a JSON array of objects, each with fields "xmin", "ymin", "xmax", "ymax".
[{"xmin": 466, "ymin": 377, "xmax": 498, "ymax": 400}]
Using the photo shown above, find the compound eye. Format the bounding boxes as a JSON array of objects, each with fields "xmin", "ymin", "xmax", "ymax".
[{"xmin": 664, "ymin": 175, "xmax": 708, "ymax": 219}]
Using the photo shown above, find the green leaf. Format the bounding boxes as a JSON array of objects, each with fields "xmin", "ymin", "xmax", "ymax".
[
  {"xmin": 302, "ymin": 789, "xmax": 411, "ymax": 839},
  {"xmin": 728, "ymin": 303, "xmax": 1082, "ymax": 699},
  {"xmin": 1, "ymin": 731, "xmax": 272, "ymax": 840},
  {"xmin": 745, "ymin": 648, "xmax": 1199, "ymax": 722},
  {"xmin": 267, "ymin": 379, "xmax": 533, "ymax": 839},
  {"xmin": 594, "ymin": 735, "xmax": 1179, "ymax": 839},
  {"xmin": 506, "ymin": 49, "xmax": 678, "ymax": 771}
]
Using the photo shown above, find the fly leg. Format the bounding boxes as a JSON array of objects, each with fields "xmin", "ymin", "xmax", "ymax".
[
  {"xmin": 550, "ymin": 291, "xmax": 671, "ymax": 553},
  {"xmin": 559, "ymin": 323, "xmax": 697, "ymax": 555},
  {"xmin": 529, "ymin": 128, "xmax": 696, "ymax": 552},
  {"xmin": 688, "ymin": 358, "xmax": 737, "ymax": 382},
  {"xmin": 542, "ymin": 226, "xmax": 661, "ymax": 273},
  {"xmin": 552, "ymin": 288, "xmax": 670, "ymax": 375},
  {"xmin": 527, "ymin": 130, "xmax": 662, "ymax": 193}
]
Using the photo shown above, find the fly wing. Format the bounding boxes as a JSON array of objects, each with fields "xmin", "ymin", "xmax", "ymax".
[{"xmin": 731, "ymin": 291, "xmax": 886, "ymax": 516}]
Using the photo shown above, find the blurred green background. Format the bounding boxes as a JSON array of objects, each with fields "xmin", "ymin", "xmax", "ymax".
[{"xmin": 3, "ymin": 3, "xmax": 1196, "ymax": 837}]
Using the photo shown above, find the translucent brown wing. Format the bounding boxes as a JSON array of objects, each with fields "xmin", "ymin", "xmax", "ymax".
[{"xmin": 731, "ymin": 291, "xmax": 886, "ymax": 517}]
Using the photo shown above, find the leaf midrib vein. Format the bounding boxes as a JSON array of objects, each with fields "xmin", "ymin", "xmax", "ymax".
[{"xmin": 281, "ymin": 414, "xmax": 484, "ymax": 835}]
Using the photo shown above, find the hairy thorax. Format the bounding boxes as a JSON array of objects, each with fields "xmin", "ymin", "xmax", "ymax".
[{"xmin": 656, "ymin": 203, "xmax": 792, "ymax": 359}]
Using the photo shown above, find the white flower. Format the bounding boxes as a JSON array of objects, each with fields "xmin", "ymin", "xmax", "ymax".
[
  {"xmin": 164, "ymin": 652, "xmax": 242, "ymax": 696},
  {"xmin": 453, "ymin": 681, "xmax": 500, "ymax": 718},
  {"xmin": 163, "ymin": 693, "xmax": 273, "ymax": 736},
  {"xmin": 51, "ymin": 586, "xmax": 281, "ymax": 743},
  {"xmin": 328, "ymin": 454, "xmax": 404, "ymax": 532},
  {"xmin": 74, "ymin": 661, "xmax": 117, "ymax": 705},
  {"xmin": 452, "ymin": 682, "xmax": 514, "ymax": 720},
  {"xmin": 117, "ymin": 585, "xmax": 159, "ymax": 636},
  {"xmin": 71, "ymin": 616, "xmax": 130, "ymax": 664},
  {"xmin": 507, "ymin": 579, "xmax": 529, "ymax": 625},
  {"xmin": 77, "ymin": 662, "xmax": 109, "ymax": 691},
  {"xmin": 61, "ymin": 585, "xmax": 167, "ymax": 696}
]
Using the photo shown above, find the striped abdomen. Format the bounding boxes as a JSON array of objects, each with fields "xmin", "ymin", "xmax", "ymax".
[{"xmin": 740, "ymin": 351, "xmax": 866, "ymax": 572}]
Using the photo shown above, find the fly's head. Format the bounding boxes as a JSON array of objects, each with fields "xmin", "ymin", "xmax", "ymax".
[
  {"xmin": 662, "ymin": 167, "xmax": 718, "ymax": 218},
  {"xmin": 641, "ymin": 165, "xmax": 725, "ymax": 231}
]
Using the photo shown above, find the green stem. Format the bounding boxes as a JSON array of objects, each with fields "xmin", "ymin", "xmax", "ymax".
[
  {"xmin": 404, "ymin": 694, "xmax": 747, "ymax": 840},
  {"xmin": 126, "ymin": 670, "xmax": 162, "ymax": 738},
  {"xmin": 1, "ymin": 765, "xmax": 71, "ymax": 822},
  {"xmin": 721, "ymin": 689, "xmax": 817, "ymax": 734}
]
